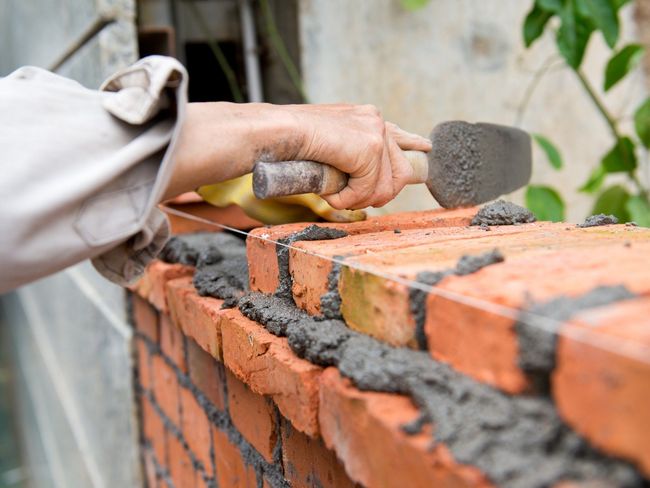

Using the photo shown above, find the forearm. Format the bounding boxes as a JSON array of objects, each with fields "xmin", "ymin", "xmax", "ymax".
[{"xmin": 163, "ymin": 102, "xmax": 302, "ymax": 200}]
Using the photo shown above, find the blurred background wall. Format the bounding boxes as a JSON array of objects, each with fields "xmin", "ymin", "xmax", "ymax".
[{"xmin": 0, "ymin": 1, "xmax": 647, "ymax": 487}]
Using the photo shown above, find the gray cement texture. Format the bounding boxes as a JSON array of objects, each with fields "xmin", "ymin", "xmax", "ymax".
[{"xmin": 471, "ymin": 200, "xmax": 536, "ymax": 226}]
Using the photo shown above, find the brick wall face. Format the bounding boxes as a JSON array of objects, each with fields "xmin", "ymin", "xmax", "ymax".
[{"xmin": 131, "ymin": 205, "xmax": 650, "ymax": 488}]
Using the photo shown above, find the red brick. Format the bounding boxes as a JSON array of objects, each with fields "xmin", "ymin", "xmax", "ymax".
[
  {"xmin": 280, "ymin": 416, "xmax": 357, "ymax": 488},
  {"xmin": 187, "ymin": 337, "xmax": 226, "ymax": 410},
  {"xmin": 133, "ymin": 294, "xmax": 159, "ymax": 342},
  {"xmin": 226, "ymin": 369, "xmax": 278, "ymax": 463},
  {"xmin": 212, "ymin": 426, "xmax": 258, "ymax": 488},
  {"xmin": 425, "ymin": 238, "xmax": 650, "ymax": 393},
  {"xmin": 142, "ymin": 396, "xmax": 166, "ymax": 467},
  {"xmin": 164, "ymin": 201, "xmax": 262, "ymax": 235},
  {"xmin": 247, "ymin": 208, "xmax": 477, "ymax": 294},
  {"xmin": 166, "ymin": 277, "xmax": 225, "ymax": 360},
  {"xmin": 137, "ymin": 340, "xmax": 153, "ymax": 391},
  {"xmin": 143, "ymin": 448, "xmax": 158, "ymax": 488},
  {"xmin": 180, "ymin": 387, "xmax": 213, "ymax": 472},
  {"xmin": 152, "ymin": 355, "xmax": 181, "ymax": 426},
  {"xmin": 160, "ymin": 313, "xmax": 187, "ymax": 372},
  {"xmin": 331, "ymin": 222, "xmax": 648, "ymax": 349},
  {"xmin": 167, "ymin": 432, "xmax": 195, "ymax": 488},
  {"xmin": 553, "ymin": 296, "xmax": 650, "ymax": 477},
  {"xmin": 132, "ymin": 261, "xmax": 194, "ymax": 313},
  {"xmin": 221, "ymin": 309, "xmax": 322, "ymax": 436},
  {"xmin": 318, "ymin": 368, "xmax": 492, "ymax": 488}
]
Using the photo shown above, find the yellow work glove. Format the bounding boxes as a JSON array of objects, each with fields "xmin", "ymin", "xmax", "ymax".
[{"xmin": 198, "ymin": 174, "xmax": 366, "ymax": 225}]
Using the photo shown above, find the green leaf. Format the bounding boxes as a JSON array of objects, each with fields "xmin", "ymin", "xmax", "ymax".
[
  {"xmin": 581, "ymin": 0, "xmax": 619, "ymax": 48},
  {"xmin": 602, "ymin": 137, "xmax": 637, "ymax": 172},
  {"xmin": 533, "ymin": 134, "xmax": 563, "ymax": 169},
  {"xmin": 538, "ymin": 0, "xmax": 564, "ymax": 12},
  {"xmin": 591, "ymin": 184, "xmax": 631, "ymax": 221},
  {"xmin": 604, "ymin": 44, "xmax": 645, "ymax": 91},
  {"xmin": 556, "ymin": 1, "xmax": 594, "ymax": 69},
  {"xmin": 400, "ymin": 0, "xmax": 430, "ymax": 10},
  {"xmin": 526, "ymin": 185, "xmax": 566, "ymax": 222},
  {"xmin": 634, "ymin": 98, "xmax": 650, "ymax": 148},
  {"xmin": 579, "ymin": 164, "xmax": 607, "ymax": 193},
  {"xmin": 612, "ymin": 0, "xmax": 633, "ymax": 9},
  {"xmin": 626, "ymin": 195, "xmax": 650, "ymax": 227},
  {"xmin": 524, "ymin": 5, "xmax": 554, "ymax": 47}
]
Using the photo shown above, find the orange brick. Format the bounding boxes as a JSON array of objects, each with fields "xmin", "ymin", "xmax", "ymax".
[
  {"xmin": 152, "ymin": 355, "xmax": 181, "ymax": 426},
  {"xmin": 226, "ymin": 370, "xmax": 278, "ymax": 463},
  {"xmin": 180, "ymin": 388, "xmax": 213, "ymax": 472},
  {"xmin": 318, "ymin": 368, "xmax": 492, "ymax": 488},
  {"xmin": 187, "ymin": 337, "xmax": 226, "ymax": 410},
  {"xmin": 247, "ymin": 208, "xmax": 477, "ymax": 294},
  {"xmin": 142, "ymin": 396, "xmax": 166, "ymax": 467},
  {"xmin": 164, "ymin": 201, "xmax": 262, "ymax": 235},
  {"xmin": 167, "ymin": 432, "xmax": 196, "ymax": 488},
  {"xmin": 335, "ymin": 223, "xmax": 649, "ymax": 348},
  {"xmin": 425, "ymin": 238, "xmax": 650, "ymax": 393},
  {"xmin": 220, "ymin": 309, "xmax": 322, "ymax": 436},
  {"xmin": 212, "ymin": 426, "xmax": 258, "ymax": 488},
  {"xmin": 137, "ymin": 340, "xmax": 153, "ymax": 391},
  {"xmin": 166, "ymin": 277, "xmax": 225, "ymax": 360},
  {"xmin": 280, "ymin": 416, "xmax": 357, "ymax": 488},
  {"xmin": 160, "ymin": 313, "xmax": 187, "ymax": 372},
  {"xmin": 133, "ymin": 294, "xmax": 159, "ymax": 342},
  {"xmin": 554, "ymin": 296, "xmax": 650, "ymax": 477},
  {"xmin": 133, "ymin": 261, "xmax": 194, "ymax": 312}
]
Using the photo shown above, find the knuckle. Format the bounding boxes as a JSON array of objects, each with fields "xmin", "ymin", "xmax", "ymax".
[{"xmin": 360, "ymin": 104, "xmax": 381, "ymax": 117}]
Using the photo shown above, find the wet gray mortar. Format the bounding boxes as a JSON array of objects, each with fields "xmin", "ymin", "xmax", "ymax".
[
  {"xmin": 516, "ymin": 285, "xmax": 637, "ymax": 393},
  {"xmin": 578, "ymin": 214, "xmax": 619, "ymax": 228},
  {"xmin": 470, "ymin": 199, "xmax": 537, "ymax": 226},
  {"xmin": 159, "ymin": 223, "xmax": 645, "ymax": 487},
  {"xmin": 409, "ymin": 249, "xmax": 505, "ymax": 350}
]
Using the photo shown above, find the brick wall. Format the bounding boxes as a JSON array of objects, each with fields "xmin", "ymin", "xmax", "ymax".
[{"xmin": 131, "ymin": 203, "xmax": 650, "ymax": 488}]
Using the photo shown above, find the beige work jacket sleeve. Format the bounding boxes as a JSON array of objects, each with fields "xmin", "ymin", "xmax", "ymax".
[{"xmin": 0, "ymin": 56, "xmax": 188, "ymax": 293}]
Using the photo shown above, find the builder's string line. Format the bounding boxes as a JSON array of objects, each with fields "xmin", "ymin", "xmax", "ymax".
[{"xmin": 160, "ymin": 205, "xmax": 650, "ymax": 366}]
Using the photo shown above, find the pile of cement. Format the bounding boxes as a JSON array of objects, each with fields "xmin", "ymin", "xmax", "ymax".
[{"xmin": 471, "ymin": 200, "xmax": 536, "ymax": 226}]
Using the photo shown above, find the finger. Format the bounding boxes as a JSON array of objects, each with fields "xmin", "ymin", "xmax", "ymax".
[
  {"xmin": 385, "ymin": 122, "xmax": 432, "ymax": 152},
  {"xmin": 386, "ymin": 136, "xmax": 413, "ymax": 195},
  {"xmin": 369, "ymin": 138, "xmax": 397, "ymax": 208}
]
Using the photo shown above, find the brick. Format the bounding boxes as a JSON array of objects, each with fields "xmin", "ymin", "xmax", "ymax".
[
  {"xmin": 226, "ymin": 369, "xmax": 278, "ymax": 463},
  {"xmin": 334, "ymin": 223, "xmax": 648, "ymax": 348},
  {"xmin": 160, "ymin": 313, "xmax": 187, "ymax": 372},
  {"xmin": 142, "ymin": 396, "xmax": 166, "ymax": 467},
  {"xmin": 247, "ymin": 208, "xmax": 477, "ymax": 294},
  {"xmin": 137, "ymin": 340, "xmax": 153, "ymax": 391},
  {"xmin": 132, "ymin": 261, "xmax": 194, "ymax": 313},
  {"xmin": 187, "ymin": 337, "xmax": 226, "ymax": 410},
  {"xmin": 553, "ymin": 296, "xmax": 650, "ymax": 477},
  {"xmin": 167, "ymin": 432, "xmax": 196, "ymax": 488},
  {"xmin": 152, "ymin": 355, "xmax": 181, "ymax": 426},
  {"xmin": 180, "ymin": 387, "xmax": 213, "ymax": 472},
  {"xmin": 164, "ymin": 201, "xmax": 262, "ymax": 235},
  {"xmin": 212, "ymin": 426, "xmax": 258, "ymax": 488},
  {"xmin": 318, "ymin": 368, "xmax": 492, "ymax": 488},
  {"xmin": 280, "ymin": 416, "xmax": 357, "ymax": 488},
  {"xmin": 133, "ymin": 294, "xmax": 159, "ymax": 342},
  {"xmin": 166, "ymin": 277, "xmax": 225, "ymax": 360},
  {"xmin": 221, "ymin": 309, "xmax": 322, "ymax": 436},
  {"xmin": 425, "ymin": 238, "xmax": 650, "ymax": 393}
]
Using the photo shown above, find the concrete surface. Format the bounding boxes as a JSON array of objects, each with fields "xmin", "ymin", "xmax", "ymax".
[{"xmin": 298, "ymin": 0, "xmax": 649, "ymax": 222}]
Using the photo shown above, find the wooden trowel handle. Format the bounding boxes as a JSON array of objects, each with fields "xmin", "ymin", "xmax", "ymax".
[{"xmin": 252, "ymin": 151, "xmax": 428, "ymax": 199}]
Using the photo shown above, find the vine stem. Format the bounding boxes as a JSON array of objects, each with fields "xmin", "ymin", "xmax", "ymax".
[
  {"xmin": 575, "ymin": 70, "xmax": 619, "ymax": 139},
  {"xmin": 187, "ymin": 0, "xmax": 245, "ymax": 102},
  {"xmin": 575, "ymin": 69, "xmax": 647, "ymax": 196},
  {"xmin": 260, "ymin": 0, "xmax": 309, "ymax": 103}
]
